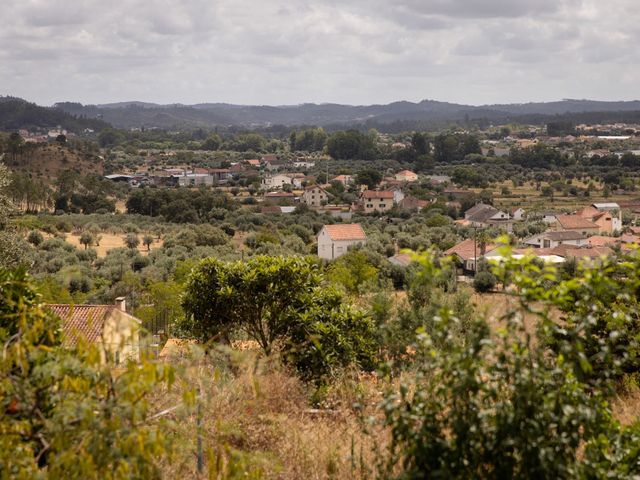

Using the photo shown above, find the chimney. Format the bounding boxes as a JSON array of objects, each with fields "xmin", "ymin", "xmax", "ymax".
[{"xmin": 115, "ymin": 297, "xmax": 126, "ymax": 312}]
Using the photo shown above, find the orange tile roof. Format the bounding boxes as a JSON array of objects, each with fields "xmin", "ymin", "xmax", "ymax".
[
  {"xmin": 556, "ymin": 215, "xmax": 599, "ymax": 230},
  {"xmin": 587, "ymin": 235, "xmax": 618, "ymax": 247},
  {"xmin": 323, "ymin": 224, "xmax": 367, "ymax": 241},
  {"xmin": 444, "ymin": 238, "xmax": 496, "ymax": 261},
  {"xmin": 45, "ymin": 304, "xmax": 113, "ymax": 347}
]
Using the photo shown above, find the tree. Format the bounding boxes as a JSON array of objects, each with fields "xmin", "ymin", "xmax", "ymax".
[
  {"xmin": 79, "ymin": 231, "xmax": 93, "ymax": 250},
  {"xmin": 378, "ymin": 252, "xmax": 640, "ymax": 479},
  {"xmin": 355, "ymin": 168, "xmax": 383, "ymax": 189},
  {"xmin": 0, "ymin": 268, "xmax": 176, "ymax": 477},
  {"xmin": 125, "ymin": 233, "xmax": 140, "ymax": 250},
  {"xmin": 411, "ymin": 132, "xmax": 430, "ymax": 155},
  {"xmin": 473, "ymin": 270, "xmax": 495, "ymax": 292},
  {"xmin": 327, "ymin": 250, "xmax": 378, "ymax": 295},
  {"xmin": 181, "ymin": 256, "xmax": 377, "ymax": 381},
  {"xmin": 143, "ymin": 234, "xmax": 154, "ymax": 251},
  {"xmin": 327, "ymin": 130, "xmax": 377, "ymax": 160},
  {"xmin": 200, "ymin": 133, "xmax": 221, "ymax": 151}
]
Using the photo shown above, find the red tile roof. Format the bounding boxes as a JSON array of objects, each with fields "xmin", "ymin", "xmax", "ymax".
[
  {"xmin": 323, "ymin": 224, "xmax": 367, "ymax": 241},
  {"xmin": 444, "ymin": 238, "xmax": 496, "ymax": 261},
  {"xmin": 45, "ymin": 304, "xmax": 113, "ymax": 347},
  {"xmin": 556, "ymin": 215, "xmax": 599, "ymax": 230},
  {"xmin": 362, "ymin": 190, "xmax": 394, "ymax": 199}
]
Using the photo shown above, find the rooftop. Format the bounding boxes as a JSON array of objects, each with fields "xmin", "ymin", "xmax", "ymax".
[
  {"xmin": 322, "ymin": 223, "xmax": 367, "ymax": 241},
  {"xmin": 362, "ymin": 190, "xmax": 394, "ymax": 199}
]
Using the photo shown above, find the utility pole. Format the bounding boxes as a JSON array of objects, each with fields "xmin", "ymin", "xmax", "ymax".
[
  {"xmin": 474, "ymin": 226, "xmax": 478, "ymax": 275},
  {"xmin": 196, "ymin": 387, "xmax": 203, "ymax": 474}
]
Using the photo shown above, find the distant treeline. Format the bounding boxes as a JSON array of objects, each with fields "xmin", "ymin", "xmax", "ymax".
[{"xmin": 0, "ymin": 98, "xmax": 110, "ymax": 133}]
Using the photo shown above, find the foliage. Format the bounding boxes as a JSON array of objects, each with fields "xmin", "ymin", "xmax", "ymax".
[
  {"xmin": 0, "ymin": 268, "xmax": 176, "ymax": 478},
  {"xmin": 182, "ymin": 255, "xmax": 377, "ymax": 381},
  {"xmin": 377, "ymin": 252, "xmax": 640, "ymax": 479},
  {"xmin": 493, "ymin": 247, "xmax": 640, "ymax": 390},
  {"xmin": 327, "ymin": 250, "xmax": 379, "ymax": 295},
  {"xmin": 327, "ymin": 130, "xmax": 377, "ymax": 160}
]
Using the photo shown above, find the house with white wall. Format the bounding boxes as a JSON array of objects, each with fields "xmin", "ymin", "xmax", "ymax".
[{"xmin": 317, "ymin": 224, "xmax": 367, "ymax": 260}]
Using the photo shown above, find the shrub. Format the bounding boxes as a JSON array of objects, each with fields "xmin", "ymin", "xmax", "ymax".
[
  {"xmin": 473, "ymin": 270, "xmax": 496, "ymax": 293},
  {"xmin": 27, "ymin": 230, "xmax": 44, "ymax": 246}
]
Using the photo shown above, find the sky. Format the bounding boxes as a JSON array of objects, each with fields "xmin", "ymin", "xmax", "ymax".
[{"xmin": 1, "ymin": 0, "xmax": 638, "ymax": 107}]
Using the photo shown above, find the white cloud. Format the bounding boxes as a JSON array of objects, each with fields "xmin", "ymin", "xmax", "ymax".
[{"xmin": 0, "ymin": 0, "xmax": 639, "ymax": 106}]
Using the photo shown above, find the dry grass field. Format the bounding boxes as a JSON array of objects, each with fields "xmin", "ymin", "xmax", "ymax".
[
  {"xmin": 473, "ymin": 180, "xmax": 637, "ymax": 212},
  {"xmin": 65, "ymin": 232, "xmax": 163, "ymax": 257}
]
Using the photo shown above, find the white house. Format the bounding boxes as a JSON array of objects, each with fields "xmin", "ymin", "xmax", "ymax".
[
  {"xmin": 511, "ymin": 207, "xmax": 525, "ymax": 221},
  {"xmin": 317, "ymin": 224, "xmax": 367, "ymax": 260},
  {"xmin": 523, "ymin": 231, "xmax": 588, "ymax": 249},
  {"xmin": 261, "ymin": 174, "xmax": 293, "ymax": 190},
  {"xmin": 302, "ymin": 185, "xmax": 330, "ymax": 207}
]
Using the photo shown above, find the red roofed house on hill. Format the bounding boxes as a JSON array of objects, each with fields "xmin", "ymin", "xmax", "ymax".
[
  {"xmin": 317, "ymin": 224, "xmax": 367, "ymax": 260},
  {"xmin": 45, "ymin": 297, "xmax": 141, "ymax": 364},
  {"xmin": 445, "ymin": 238, "xmax": 497, "ymax": 274}
]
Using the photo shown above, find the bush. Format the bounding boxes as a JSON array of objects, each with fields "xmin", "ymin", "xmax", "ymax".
[
  {"xmin": 473, "ymin": 270, "xmax": 496, "ymax": 293},
  {"xmin": 377, "ymin": 252, "xmax": 640, "ymax": 479},
  {"xmin": 27, "ymin": 230, "xmax": 44, "ymax": 246}
]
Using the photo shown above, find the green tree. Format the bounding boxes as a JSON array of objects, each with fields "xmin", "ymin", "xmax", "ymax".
[
  {"xmin": 79, "ymin": 231, "xmax": 94, "ymax": 250},
  {"xmin": 181, "ymin": 256, "xmax": 376, "ymax": 381},
  {"xmin": 143, "ymin": 234, "xmax": 154, "ymax": 251},
  {"xmin": 411, "ymin": 132, "xmax": 430, "ymax": 155},
  {"xmin": 355, "ymin": 168, "xmax": 383, "ymax": 189},
  {"xmin": 0, "ymin": 268, "xmax": 176, "ymax": 478},
  {"xmin": 327, "ymin": 250, "xmax": 378, "ymax": 295},
  {"xmin": 125, "ymin": 233, "xmax": 140, "ymax": 250},
  {"xmin": 200, "ymin": 133, "xmax": 221, "ymax": 151}
]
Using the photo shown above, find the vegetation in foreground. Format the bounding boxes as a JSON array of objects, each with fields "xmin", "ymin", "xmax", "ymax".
[{"xmin": 3, "ymin": 247, "xmax": 640, "ymax": 478}]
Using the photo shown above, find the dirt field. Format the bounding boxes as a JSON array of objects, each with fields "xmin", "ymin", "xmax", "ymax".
[{"xmin": 65, "ymin": 232, "xmax": 163, "ymax": 257}]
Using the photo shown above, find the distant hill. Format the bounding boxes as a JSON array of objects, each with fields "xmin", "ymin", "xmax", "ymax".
[
  {"xmin": 0, "ymin": 97, "xmax": 110, "ymax": 133},
  {"xmin": 48, "ymin": 98, "xmax": 640, "ymax": 130}
]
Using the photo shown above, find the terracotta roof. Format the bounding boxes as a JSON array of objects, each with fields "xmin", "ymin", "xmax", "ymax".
[
  {"xmin": 577, "ymin": 206, "xmax": 599, "ymax": 219},
  {"xmin": 396, "ymin": 170, "xmax": 417, "ymax": 176},
  {"xmin": 556, "ymin": 215, "xmax": 599, "ymax": 230},
  {"xmin": 45, "ymin": 304, "xmax": 112, "ymax": 347},
  {"xmin": 245, "ymin": 159, "xmax": 261, "ymax": 166},
  {"xmin": 465, "ymin": 203, "xmax": 493, "ymax": 217},
  {"xmin": 323, "ymin": 224, "xmax": 367, "ymax": 241},
  {"xmin": 549, "ymin": 245, "xmax": 612, "ymax": 258},
  {"xmin": 362, "ymin": 190, "xmax": 394, "ymax": 199},
  {"xmin": 388, "ymin": 253, "xmax": 413, "ymax": 267},
  {"xmin": 544, "ymin": 231, "xmax": 587, "ymax": 241},
  {"xmin": 444, "ymin": 238, "xmax": 496, "ymax": 261}
]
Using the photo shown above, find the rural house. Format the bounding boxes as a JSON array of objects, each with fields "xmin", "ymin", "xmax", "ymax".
[
  {"xmin": 361, "ymin": 190, "xmax": 395, "ymax": 213},
  {"xmin": 46, "ymin": 298, "xmax": 141, "ymax": 364},
  {"xmin": 317, "ymin": 224, "xmax": 367, "ymax": 260},
  {"xmin": 302, "ymin": 185, "xmax": 330, "ymax": 207}
]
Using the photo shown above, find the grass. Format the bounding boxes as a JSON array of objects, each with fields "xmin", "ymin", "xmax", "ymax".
[
  {"xmin": 64, "ymin": 232, "xmax": 163, "ymax": 257},
  {"xmin": 157, "ymin": 349, "xmax": 382, "ymax": 479}
]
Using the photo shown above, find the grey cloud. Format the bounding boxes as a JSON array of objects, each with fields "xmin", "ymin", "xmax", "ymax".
[{"xmin": 0, "ymin": 0, "xmax": 638, "ymax": 106}]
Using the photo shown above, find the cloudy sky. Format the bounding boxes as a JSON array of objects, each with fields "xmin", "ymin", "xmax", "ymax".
[{"xmin": 1, "ymin": 0, "xmax": 638, "ymax": 106}]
